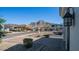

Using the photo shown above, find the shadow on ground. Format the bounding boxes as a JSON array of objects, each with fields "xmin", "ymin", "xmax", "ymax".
[{"xmin": 5, "ymin": 37, "xmax": 65, "ymax": 51}]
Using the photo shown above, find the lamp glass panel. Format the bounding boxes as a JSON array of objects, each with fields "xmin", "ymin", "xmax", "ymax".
[{"xmin": 64, "ymin": 18, "xmax": 72, "ymax": 26}]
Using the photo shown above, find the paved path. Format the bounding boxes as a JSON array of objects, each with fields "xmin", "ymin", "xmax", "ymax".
[{"xmin": 5, "ymin": 37, "xmax": 65, "ymax": 51}]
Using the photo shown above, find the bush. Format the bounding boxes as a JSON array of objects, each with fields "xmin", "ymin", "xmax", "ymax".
[
  {"xmin": 0, "ymin": 31, "xmax": 6, "ymax": 37},
  {"xmin": 23, "ymin": 38, "xmax": 33, "ymax": 48},
  {"xmin": 44, "ymin": 35, "xmax": 49, "ymax": 38}
]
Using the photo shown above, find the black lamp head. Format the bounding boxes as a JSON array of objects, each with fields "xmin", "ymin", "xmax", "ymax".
[{"xmin": 63, "ymin": 11, "xmax": 73, "ymax": 19}]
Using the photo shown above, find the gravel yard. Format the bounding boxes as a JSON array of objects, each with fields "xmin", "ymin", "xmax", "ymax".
[{"xmin": 0, "ymin": 32, "xmax": 65, "ymax": 51}]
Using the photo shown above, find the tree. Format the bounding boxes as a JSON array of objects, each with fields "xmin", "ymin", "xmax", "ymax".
[
  {"xmin": 0, "ymin": 18, "xmax": 6, "ymax": 40},
  {"xmin": 0, "ymin": 18, "xmax": 6, "ymax": 30},
  {"xmin": 0, "ymin": 18, "xmax": 6, "ymax": 24}
]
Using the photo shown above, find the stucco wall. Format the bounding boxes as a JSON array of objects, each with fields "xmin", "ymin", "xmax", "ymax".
[{"xmin": 70, "ymin": 8, "xmax": 79, "ymax": 50}]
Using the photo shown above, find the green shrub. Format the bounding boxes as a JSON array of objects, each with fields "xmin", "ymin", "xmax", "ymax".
[
  {"xmin": 23, "ymin": 38, "xmax": 33, "ymax": 48},
  {"xmin": 44, "ymin": 35, "xmax": 49, "ymax": 38}
]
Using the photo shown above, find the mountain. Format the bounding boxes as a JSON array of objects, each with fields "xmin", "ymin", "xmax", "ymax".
[{"xmin": 29, "ymin": 20, "xmax": 63, "ymax": 31}]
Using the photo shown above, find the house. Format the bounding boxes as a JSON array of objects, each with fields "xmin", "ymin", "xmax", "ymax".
[
  {"xmin": 60, "ymin": 7, "xmax": 79, "ymax": 51},
  {"xmin": 4, "ymin": 24, "xmax": 32, "ymax": 32}
]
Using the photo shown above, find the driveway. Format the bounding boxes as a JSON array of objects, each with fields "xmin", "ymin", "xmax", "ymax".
[{"xmin": 5, "ymin": 37, "xmax": 65, "ymax": 51}]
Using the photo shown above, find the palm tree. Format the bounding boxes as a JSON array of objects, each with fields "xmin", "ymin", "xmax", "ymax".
[
  {"xmin": 0, "ymin": 18, "xmax": 6, "ymax": 24},
  {"xmin": 0, "ymin": 17, "xmax": 6, "ymax": 30},
  {"xmin": 0, "ymin": 18, "xmax": 6, "ymax": 42}
]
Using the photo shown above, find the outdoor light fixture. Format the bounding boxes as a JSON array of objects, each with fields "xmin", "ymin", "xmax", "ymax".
[
  {"xmin": 63, "ymin": 8, "xmax": 74, "ymax": 26},
  {"xmin": 63, "ymin": 7, "xmax": 75, "ymax": 51}
]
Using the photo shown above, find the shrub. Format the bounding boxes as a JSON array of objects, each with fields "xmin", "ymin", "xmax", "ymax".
[
  {"xmin": 44, "ymin": 35, "xmax": 49, "ymax": 38},
  {"xmin": 23, "ymin": 38, "xmax": 33, "ymax": 48}
]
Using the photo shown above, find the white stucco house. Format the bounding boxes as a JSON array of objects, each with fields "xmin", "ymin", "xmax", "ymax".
[{"xmin": 60, "ymin": 7, "xmax": 79, "ymax": 51}]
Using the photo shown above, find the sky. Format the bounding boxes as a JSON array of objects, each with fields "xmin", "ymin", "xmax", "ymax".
[{"xmin": 0, "ymin": 7, "xmax": 63, "ymax": 24}]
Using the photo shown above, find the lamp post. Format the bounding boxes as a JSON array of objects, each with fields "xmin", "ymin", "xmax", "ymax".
[{"xmin": 63, "ymin": 8, "xmax": 74, "ymax": 51}]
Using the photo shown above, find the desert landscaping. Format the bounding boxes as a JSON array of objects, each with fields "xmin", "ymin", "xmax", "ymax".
[{"xmin": 0, "ymin": 31, "xmax": 64, "ymax": 51}]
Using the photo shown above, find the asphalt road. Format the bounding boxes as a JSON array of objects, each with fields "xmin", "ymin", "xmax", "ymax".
[
  {"xmin": 2, "ymin": 32, "xmax": 32, "ymax": 39},
  {"xmin": 2, "ymin": 31, "xmax": 63, "ymax": 40}
]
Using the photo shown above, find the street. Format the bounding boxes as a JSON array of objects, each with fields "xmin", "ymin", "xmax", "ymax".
[{"xmin": 2, "ymin": 32, "xmax": 34, "ymax": 40}]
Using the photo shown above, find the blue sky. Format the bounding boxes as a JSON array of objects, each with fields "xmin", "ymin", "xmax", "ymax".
[{"xmin": 0, "ymin": 7, "xmax": 63, "ymax": 24}]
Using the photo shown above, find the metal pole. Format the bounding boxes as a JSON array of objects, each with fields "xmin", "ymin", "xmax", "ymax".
[{"xmin": 67, "ymin": 26, "xmax": 70, "ymax": 51}]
